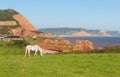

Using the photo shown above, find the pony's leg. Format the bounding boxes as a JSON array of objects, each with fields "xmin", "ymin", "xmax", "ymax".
[
  {"xmin": 34, "ymin": 50, "xmax": 37, "ymax": 56},
  {"xmin": 28, "ymin": 50, "xmax": 30, "ymax": 57},
  {"xmin": 39, "ymin": 48, "xmax": 43, "ymax": 56},
  {"xmin": 25, "ymin": 49, "xmax": 27, "ymax": 57}
]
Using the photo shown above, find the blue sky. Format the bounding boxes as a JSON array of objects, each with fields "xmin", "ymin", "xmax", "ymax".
[{"xmin": 0, "ymin": 0, "xmax": 120, "ymax": 31}]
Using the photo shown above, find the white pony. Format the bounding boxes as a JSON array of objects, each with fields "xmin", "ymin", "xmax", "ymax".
[{"xmin": 25, "ymin": 45, "xmax": 43, "ymax": 57}]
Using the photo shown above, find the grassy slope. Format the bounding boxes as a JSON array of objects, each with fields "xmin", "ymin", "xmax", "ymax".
[
  {"xmin": 0, "ymin": 47, "xmax": 120, "ymax": 77},
  {"xmin": 0, "ymin": 9, "xmax": 18, "ymax": 21}
]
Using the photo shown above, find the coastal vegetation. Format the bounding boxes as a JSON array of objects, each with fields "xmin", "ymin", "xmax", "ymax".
[
  {"xmin": 0, "ymin": 38, "xmax": 120, "ymax": 77},
  {"xmin": 0, "ymin": 9, "xmax": 18, "ymax": 21}
]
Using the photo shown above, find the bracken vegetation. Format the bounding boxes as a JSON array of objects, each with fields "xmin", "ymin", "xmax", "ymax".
[{"xmin": 0, "ymin": 9, "xmax": 18, "ymax": 21}]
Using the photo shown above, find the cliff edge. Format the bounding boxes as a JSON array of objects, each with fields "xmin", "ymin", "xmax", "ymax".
[{"xmin": 0, "ymin": 9, "xmax": 40, "ymax": 36}]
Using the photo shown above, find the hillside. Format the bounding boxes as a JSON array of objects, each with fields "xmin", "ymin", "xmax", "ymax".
[
  {"xmin": 39, "ymin": 28, "xmax": 120, "ymax": 37},
  {"xmin": 0, "ymin": 9, "xmax": 18, "ymax": 21},
  {"xmin": 0, "ymin": 9, "xmax": 41, "ymax": 36}
]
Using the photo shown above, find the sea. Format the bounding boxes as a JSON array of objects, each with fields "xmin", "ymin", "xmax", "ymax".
[{"xmin": 63, "ymin": 37, "xmax": 120, "ymax": 49}]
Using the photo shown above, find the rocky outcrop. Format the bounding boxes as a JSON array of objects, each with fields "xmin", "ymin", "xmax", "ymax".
[
  {"xmin": 73, "ymin": 40, "xmax": 94, "ymax": 51},
  {"xmin": 34, "ymin": 38, "xmax": 94, "ymax": 52},
  {"xmin": 38, "ymin": 39, "xmax": 70, "ymax": 51}
]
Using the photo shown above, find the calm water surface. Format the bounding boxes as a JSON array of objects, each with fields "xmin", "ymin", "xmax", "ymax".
[{"xmin": 64, "ymin": 37, "xmax": 120, "ymax": 49}]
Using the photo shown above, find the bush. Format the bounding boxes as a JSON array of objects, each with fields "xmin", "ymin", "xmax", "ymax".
[
  {"xmin": 65, "ymin": 46, "xmax": 120, "ymax": 54},
  {"xmin": 0, "ymin": 40, "xmax": 30, "ymax": 48},
  {"xmin": 85, "ymin": 46, "xmax": 120, "ymax": 53}
]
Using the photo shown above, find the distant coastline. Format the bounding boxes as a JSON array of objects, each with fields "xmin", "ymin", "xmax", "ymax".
[{"xmin": 38, "ymin": 28, "xmax": 120, "ymax": 37}]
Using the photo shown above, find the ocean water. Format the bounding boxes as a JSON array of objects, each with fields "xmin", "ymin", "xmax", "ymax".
[{"xmin": 64, "ymin": 37, "xmax": 120, "ymax": 49}]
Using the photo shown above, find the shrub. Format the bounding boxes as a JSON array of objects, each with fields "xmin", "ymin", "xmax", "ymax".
[
  {"xmin": 85, "ymin": 46, "xmax": 120, "ymax": 53},
  {"xmin": 0, "ymin": 40, "xmax": 30, "ymax": 48}
]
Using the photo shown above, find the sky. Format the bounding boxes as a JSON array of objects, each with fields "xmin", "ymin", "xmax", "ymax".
[{"xmin": 0, "ymin": 0, "xmax": 120, "ymax": 31}]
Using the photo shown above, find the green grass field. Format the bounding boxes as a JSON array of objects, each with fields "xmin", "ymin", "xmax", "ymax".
[{"xmin": 0, "ymin": 47, "xmax": 120, "ymax": 77}]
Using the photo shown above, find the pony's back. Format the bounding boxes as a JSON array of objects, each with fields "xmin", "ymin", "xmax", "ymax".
[{"xmin": 25, "ymin": 45, "xmax": 43, "ymax": 56}]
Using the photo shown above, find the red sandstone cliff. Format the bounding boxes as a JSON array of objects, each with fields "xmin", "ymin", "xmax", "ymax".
[
  {"xmin": 9, "ymin": 14, "xmax": 51, "ymax": 37},
  {"xmin": 13, "ymin": 14, "xmax": 36, "ymax": 31},
  {"xmin": 9, "ymin": 14, "xmax": 36, "ymax": 36}
]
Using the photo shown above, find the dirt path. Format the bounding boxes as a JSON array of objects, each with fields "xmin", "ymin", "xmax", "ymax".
[{"xmin": 42, "ymin": 49, "xmax": 60, "ymax": 54}]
